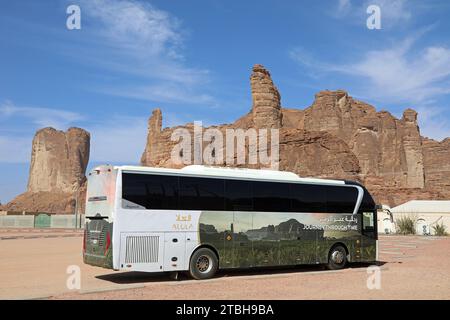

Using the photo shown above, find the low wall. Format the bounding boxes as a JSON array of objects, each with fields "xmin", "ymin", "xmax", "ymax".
[
  {"xmin": 0, "ymin": 213, "xmax": 85, "ymax": 229},
  {"xmin": 0, "ymin": 215, "xmax": 35, "ymax": 228},
  {"xmin": 50, "ymin": 215, "xmax": 76, "ymax": 228}
]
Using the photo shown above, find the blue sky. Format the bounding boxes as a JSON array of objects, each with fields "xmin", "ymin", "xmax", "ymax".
[{"xmin": 1, "ymin": 0, "xmax": 450, "ymax": 203}]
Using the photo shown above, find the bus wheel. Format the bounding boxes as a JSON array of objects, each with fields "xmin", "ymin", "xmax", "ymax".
[
  {"xmin": 327, "ymin": 245, "xmax": 348, "ymax": 270},
  {"xmin": 189, "ymin": 248, "xmax": 218, "ymax": 280}
]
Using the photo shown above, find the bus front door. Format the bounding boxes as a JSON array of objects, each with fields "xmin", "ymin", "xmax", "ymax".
[{"xmin": 361, "ymin": 211, "xmax": 377, "ymax": 261}]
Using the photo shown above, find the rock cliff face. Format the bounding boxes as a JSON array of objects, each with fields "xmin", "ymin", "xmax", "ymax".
[
  {"xmin": 4, "ymin": 127, "xmax": 90, "ymax": 213},
  {"xmin": 297, "ymin": 91, "xmax": 425, "ymax": 189},
  {"xmin": 141, "ymin": 64, "xmax": 449, "ymax": 207},
  {"xmin": 27, "ymin": 127, "xmax": 90, "ymax": 193},
  {"xmin": 422, "ymin": 137, "xmax": 450, "ymax": 197}
]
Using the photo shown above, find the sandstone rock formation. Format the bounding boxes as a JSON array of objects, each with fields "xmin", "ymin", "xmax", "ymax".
[
  {"xmin": 422, "ymin": 137, "xmax": 450, "ymax": 196},
  {"xmin": 251, "ymin": 64, "xmax": 282, "ymax": 129},
  {"xmin": 278, "ymin": 129, "xmax": 360, "ymax": 180},
  {"xmin": 141, "ymin": 64, "xmax": 450, "ymax": 207},
  {"xmin": 293, "ymin": 91, "xmax": 426, "ymax": 190},
  {"xmin": 4, "ymin": 127, "xmax": 90, "ymax": 213},
  {"xmin": 141, "ymin": 108, "xmax": 163, "ymax": 166},
  {"xmin": 4, "ymin": 64, "xmax": 448, "ymax": 212},
  {"xmin": 28, "ymin": 127, "xmax": 90, "ymax": 193}
]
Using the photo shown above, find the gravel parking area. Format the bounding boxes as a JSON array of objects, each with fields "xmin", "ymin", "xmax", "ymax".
[
  {"xmin": 0, "ymin": 228, "xmax": 82, "ymax": 240},
  {"xmin": 0, "ymin": 232, "xmax": 448, "ymax": 300}
]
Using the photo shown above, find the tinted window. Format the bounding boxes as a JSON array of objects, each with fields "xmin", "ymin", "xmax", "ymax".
[
  {"xmin": 291, "ymin": 184, "xmax": 327, "ymax": 212},
  {"xmin": 122, "ymin": 173, "xmax": 178, "ymax": 209},
  {"xmin": 326, "ymin": 186, "xmax": 358, "ymax": 213},
  {"xmin": 225, "ymin": 179, "xmax": 253, "ymax": 211},
  {"xmin": 179, "ymin": 177, "xmax": 225, "ymax": 210},
  {"xmin": 344, "ymin": 181, "xmax": 376, "ymax": 212},
  {"xmin": 360, "ymin": 189, "xmax": 376, "ymax": 212},
  {"xmin": 121, "ymin": 172, "xmax": 362, "ymax": 214},
  {"xmin": 253, "ymin": 181, "xmax": 291, "ymax": 212}
]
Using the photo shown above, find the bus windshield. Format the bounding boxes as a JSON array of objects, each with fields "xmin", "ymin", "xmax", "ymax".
[{"xmin": 85, "ymin": 165, "xmax": 117, "ymax": 218}]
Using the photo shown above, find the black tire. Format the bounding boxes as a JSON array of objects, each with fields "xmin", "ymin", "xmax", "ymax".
[
  {"xmin": 327, "ymin": 245, "xmax": 348, "ymax": 270},
  {"xmin": 189, "ymin": 248, "xmax": 218, "ymax": 280}
]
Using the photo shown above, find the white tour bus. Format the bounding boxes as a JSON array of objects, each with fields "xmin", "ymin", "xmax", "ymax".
[{"xmin": 83, "ymin": 164, "xmax": 378, "ymax": 279}]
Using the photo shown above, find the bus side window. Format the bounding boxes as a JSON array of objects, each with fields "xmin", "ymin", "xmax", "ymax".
[
  {"xmin": 225, "ymin": 180, "xmax": 253, "ymax": 211},
  {"xmin": 179, "ymin": 177, "xmax": 225, "ymax": 211},
  {"xmin": 290, "ymin": 184, "xmax": 326, "ymax": 213},
  {"xmin": 325, "ymin": 186, "xmax": 358, "ymax": 214},
  {"xmin": 122, "ymin": 173, "xmax": 178, "ymax": 210},
  {"xmin": 253, "ymin": 181, "xmax": 290, "ymax": 212}
]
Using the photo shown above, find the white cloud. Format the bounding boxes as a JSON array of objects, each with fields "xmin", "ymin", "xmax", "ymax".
[
  {"xmin": 368, "ymin": 0, "xmax": 411, "ymax": 26},
  {"xmin": 100, "ymin": 83, "xmax": 217, "ymax": 106},
  {"xmin": 163, "ymin": 111, "xmax": 195, "ymax": 128},
  {"xmin": 74, "ymin": 0, "xmax": 213, "ymax": 105},
  {"xmin": 0, "ymin": 104, "xmax": 84, "ymax": 198},
  {"xmin": 0, "ymin": 135, "xmax": 31, "ymax": 163},
  {"xmin": 289, "ymin": 48, "xmax": 327, "ymax": 80},
  {"xmin": 85, "ymin": 109, "xmax": 223, "ymax": 164},
  {"xmin": 86, "ymin": 115, "xmax": 147, "ymax": 163},
  {"xmin": 332, "ymin": 0, "xmax": 412, "ymax": 28},
  {"xmin": 290, "ymin": 33, "xmax": 450, "ymax": 105},
  {"xmin": 372, "ymin": 0, "xmax": 413, "ymax": 24},
  {"xmin": 335, "ymin": 0, "xmax": 352, "ymax": 17},
  {"xmin": 290, "ymin": 32, "xmax": 450, "ymax": 140},
  {"xmin": 0, "ymin": 102, "xmax": 148, "ymax": 164},
  {"xmin": 0, "ymin": 100, "xmax": 83, "ymax": 129},
  {"xmin": 0, "ymin": 101, "xmax": 84, "ymax": 163},
  {"xmin": 415, "ymin": 105, "xmax": 450, "ymax": 141},
  {"xmin": 82, "ymin": 0, "xmax": 182, "ymax": 58},
  {"xmin": 333, "ymin": 38, "xmax": 450, "ymax": 104}
]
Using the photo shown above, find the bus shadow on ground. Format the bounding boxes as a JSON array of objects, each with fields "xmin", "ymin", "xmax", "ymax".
[{"xmin": 96, "ymin": 261, "xmax": 387, "ymax": 284}]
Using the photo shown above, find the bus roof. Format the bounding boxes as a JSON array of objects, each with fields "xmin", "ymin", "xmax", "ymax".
[{"xmin": 104, "ymin": 164, "xmax": 346, "ymax": 185}]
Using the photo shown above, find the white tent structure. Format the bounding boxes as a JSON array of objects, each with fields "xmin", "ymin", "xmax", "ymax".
[
  {"xmin": 390, "ymin": 200, "xmax": 450, "ymax": 235},
  {"xmin": 377, "ymin": 205, "xmax": 395, "ymax": 235}
]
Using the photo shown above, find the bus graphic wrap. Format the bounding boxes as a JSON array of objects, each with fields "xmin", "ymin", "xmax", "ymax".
[{"xmin": 199, "ymin": 212, "xmax": 365, "ymax": 268}]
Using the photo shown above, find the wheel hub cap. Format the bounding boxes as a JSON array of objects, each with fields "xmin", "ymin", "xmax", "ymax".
[
  {"xmin": 196, "ymin": 255, "xmax": 210, "ymax": 273},
  {"xmin": 332, "ymin": 251, "xmax": 344, "ymax": 264}
]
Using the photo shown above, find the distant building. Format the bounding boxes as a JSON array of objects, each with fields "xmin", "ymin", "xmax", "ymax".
[
  {"xmin": 377, "ymin": 205, "xmax": 395, "ymax": 234},
  {"xmin": 390, "ymin": 201, "xmax": 450, "ymax": 235}
]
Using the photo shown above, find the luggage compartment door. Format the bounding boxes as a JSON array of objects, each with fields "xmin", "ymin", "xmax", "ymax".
[
  {"xmin": 119, "ymin": 232, "xmax": 164, "ymax": 272},
  {"xmin": 163, "ymin": 232, "xmax": 186, "ymax": 271}
]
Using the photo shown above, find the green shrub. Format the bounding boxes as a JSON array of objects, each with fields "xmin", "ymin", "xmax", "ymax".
[
  {"xmin": 432, "ymin": 223, "xmax": 448, "ymax": 236},
  {"xmin": 396, "ymin": 216, "xmax": 416, "ymax": 235}
]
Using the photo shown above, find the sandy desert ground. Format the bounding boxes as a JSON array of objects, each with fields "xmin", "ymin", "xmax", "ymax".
[{"xmin": 0, "ymin": 229, "xmax": 448, "ymax": 300}]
